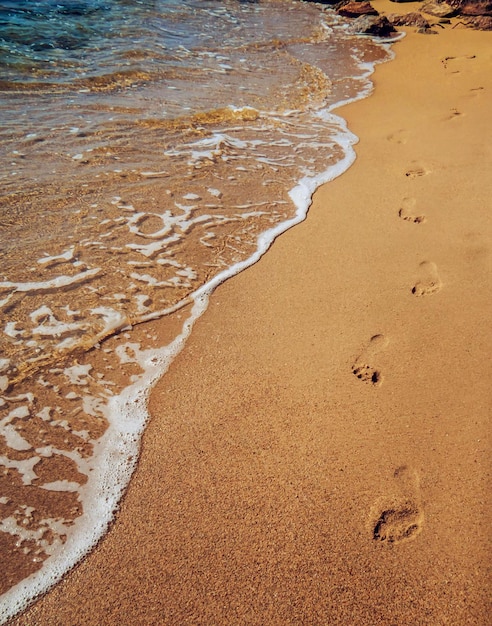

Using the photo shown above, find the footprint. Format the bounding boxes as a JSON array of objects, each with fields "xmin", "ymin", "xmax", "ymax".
[
  {"xmin": 352, "ymin": 334, "xmax": 388, "ymax": 386},
  {"xmin": 387, "ymin": 129, "xmax": 408, "ymax": 145},
  {"xmin": 445, "ymin": 107, "xmax": 464, "ymax": 121},
  {"xmin": 412, "ymin": 261, "xmax": 442, "ymax": 296},
  {"xmin": 370, "ymin": 465, "xmax": 424, "ymax": 545},
  {"xmin": 405, "ymin": 164, "xmax": 430, "ymax": 178},
  {"xmin": 441, "ymin": 54, "xmax": 476, "ymax": 72},
  {"xmin": 398, "ymin": 197, "xmax": 426, "ymax": 224}
]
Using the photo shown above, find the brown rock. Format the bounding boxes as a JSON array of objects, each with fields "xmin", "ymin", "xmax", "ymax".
[
  {"xmin": 421, "ymin": 1, "xmax": 458, "ymax": 17},
  {"xmin": 445, "ymin": 0, "xmax": 492, "ymax": 26},
  {"xmin": 466, "ymin": 14, "xmax": 492, "ymax": 27},
  {"xmin": 338, "ymin": 1, "xmax": 379, "ymax": 17},
  {"xmin": 387, "ymin": 12, "xmax": 431, "ymax": 27},
  {"xmin": 347, "ymin": 15, "xmax": 398, "ymax": 36},
  {"xmin": 460, "ymin": 2, "xmax": 492, "ymax": 16}
]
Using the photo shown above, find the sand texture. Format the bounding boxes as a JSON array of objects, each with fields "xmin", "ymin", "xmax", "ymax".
[{"xmin": 9, "ymin": 4, "xmax": 491, "ymax": 625}]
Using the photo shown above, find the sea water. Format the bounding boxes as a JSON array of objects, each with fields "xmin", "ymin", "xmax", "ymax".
[{"xmin": 0, "ymin": 0, "xmax": 394, "ymax": 620}]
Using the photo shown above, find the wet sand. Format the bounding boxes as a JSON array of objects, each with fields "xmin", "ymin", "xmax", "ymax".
[{"xmin": 10, "ymin": 3, "xmax": 492, "ymax": 625}]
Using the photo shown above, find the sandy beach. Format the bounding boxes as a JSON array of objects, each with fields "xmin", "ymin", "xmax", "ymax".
[{"xmin": 9, "ymin": 2, "xmax": 491, "ymax": 624}]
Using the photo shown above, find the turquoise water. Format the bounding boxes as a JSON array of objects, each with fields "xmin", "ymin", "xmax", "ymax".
[{"xmin": 0, "ymin": 1, "xmax": 393, "ymax": 620}]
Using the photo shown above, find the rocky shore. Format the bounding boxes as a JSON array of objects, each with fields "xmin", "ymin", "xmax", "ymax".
[{"xmin": 323, "ymin": 0, "xmax": 492, "ymax": 35}]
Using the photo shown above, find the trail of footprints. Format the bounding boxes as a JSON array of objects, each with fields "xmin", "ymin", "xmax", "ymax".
[
  {"xmin": 396, "ymin": 162, "xmax": 442, "ymax": 296},
  {"xmin": 352, "ymin": 146, "xmax": 449, "ymax": 543}
]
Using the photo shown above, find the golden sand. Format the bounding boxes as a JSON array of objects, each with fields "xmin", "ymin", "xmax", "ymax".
[{"xmin": 11, "ymin": 2, "xmax": 491, "ymax": 624}]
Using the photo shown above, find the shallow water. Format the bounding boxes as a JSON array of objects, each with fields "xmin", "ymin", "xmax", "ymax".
[{"xmin": 0, "ymin": 0, "xmax": 393, "ymax": 620}]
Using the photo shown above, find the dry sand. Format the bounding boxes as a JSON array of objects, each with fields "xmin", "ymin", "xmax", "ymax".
[{"xmin": 10, "ymin": 3, "xmax": 491, "ymax": 624}]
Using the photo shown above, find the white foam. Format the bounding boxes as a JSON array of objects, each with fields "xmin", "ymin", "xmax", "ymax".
[
  {"xmin": 1, "ymin": 425, "xmax": 32, "ymax": 452},
  {"xmin": 0, "ymin": 456, "xmax": 40, "ymax": 485},
  {"xmin": 4, "ymin": 322, "xmax": 24, "ymax": 338},
  {"xmin": 63, "ymin": 364, "xmax": 92, "ymax": 385},
  {"xmin": 140, "ymin": 171, "xmax": 169, "ymax": 178},
  {"xmin": 40, "ymin": 481, "xmax": 80, "ymax": 492},
  {"xmin": 134, "ymin": 294, "xmax": 152, "ymax": 313},
  {"xmin": 37, "ymin": 247, "xmax": 75, "ymax": 265},
  {"xmin": 0, "ymin": 514, "xmax": 69, "ymax": 556},
  {"xmin": 0, "ymin": 268, "xmax": 101, "ymax": 294},
  {"xmin": 31, "ymin": 307, "xmax": 87, "ymax": 341},
  {"xmin": 82, "ymin": 395, "xmax": 106, "ymax": 418},
  {"xmin": 90, "ymin": 307, "xmax": 128, "ymax": 335}
]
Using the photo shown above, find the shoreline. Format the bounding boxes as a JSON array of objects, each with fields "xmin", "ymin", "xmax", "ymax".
[{"xmin": 10, "ymin": 3, "xmax": 491, "ymax": 625}]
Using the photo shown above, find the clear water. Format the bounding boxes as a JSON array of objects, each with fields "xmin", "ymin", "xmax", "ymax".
[{"xmin": 0, "ymin": 0, "xmax": 393, "ymax": 620}]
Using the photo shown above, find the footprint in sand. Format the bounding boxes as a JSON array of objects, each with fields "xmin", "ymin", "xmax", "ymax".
[
  {"xmin": 370, "ymin": 465, "xmax": 424, "ymax": 545},
  {"xmin": 405, "ymin": 164, "xmax": 430, "ymax": 179},
  {"xmin": 412, "ymin": 261, "xmax": 442, "ymax": 296},
  {"xmin": 445, "ymin": 107, "xmax": 464, "ymax": 121},
  {"xmin": 352, "ymin": 334, "xmax": 388, "ymax": 387},
  {"xmin": 470, "ymin": 86, "xmax": 485, "ymax": 96},
  {"xmin": 387, "ymin": 129, "xmax": 408, "ymax": 145},
  {"xmin": 398, "ymin": 197, "xmax": 426, "ymax": 224},
  {"xmin": 441, "ymin": 54, "xmax": 476, "ymax": 73}
]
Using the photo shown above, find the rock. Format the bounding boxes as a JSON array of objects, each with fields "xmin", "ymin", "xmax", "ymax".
[
  {"xmin": 465, "ymin": 15, "xmax": 492, "ymax": 27},
  {"xmin": 417, "ymin": 26, "xmax": 439, "ymax": 33},
  {"xmin": 459, "ymin": 1, "xmax": 492, "ymax": 16},
  {"xmin": 421, "ymin": 1, "xmax": 458, "ymax": 17},
  {"xmin": 337, "ymin": 1, "xmax": 378, "ymax": 17},
  {"xmin": 389, "ymin": 0, "xmax": 420, "ymax": 3},
  {"xmin": 387, "ymin": 12, "xmax": 431, "ymax": 27},
  {"xmin": 301, "ymin": 0, "xmax": 342, "ymax": 4},
  {"xmin": 348, "ymin": 15, "xmax": 398, "ymax": 36},
  {"xmin": 443, "ymin": 1, "xmax": 492, "ymax": 27},
  {"xmin": 307, "ymin": 0, "xmax": 340, "ymax": 4}
]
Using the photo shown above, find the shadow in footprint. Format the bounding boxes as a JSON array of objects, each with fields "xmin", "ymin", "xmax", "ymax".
[
  {"xmin": 399, "ymin": 197, "xmax": 426, "ymax": 224},
  {"xmin": 412, "ymin": 261, "xmax": 442, "ymax": 296},
  {"xmin": 445, "ymin": 107, "xmax": 464, "ymax": 121},
  {"xmin": 352, "ymin": 334, "xmax": 388, "ymax": 387},
  {"xmin": 470, "ymin": 86, "xmax": 484, "ymax": 96},
  {"xmin": 370, "ymin": 466, "xmax": 424, "ymax": 545}
]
